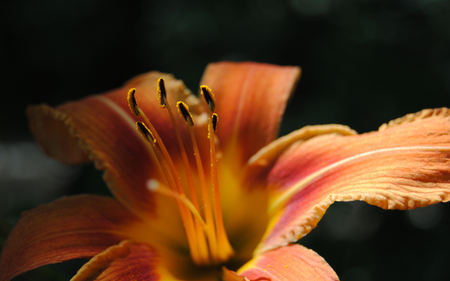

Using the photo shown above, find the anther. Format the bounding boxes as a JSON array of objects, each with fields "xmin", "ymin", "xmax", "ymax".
[
  {"xmin": 200, "ymin": 85, "xmax": 215, "ymax": 112},
  {"xmin": 157, "ymin": 78, "xmax": 167, "ymax": 108},
  {"xmin": 127, "ymin": 88, "xmax": 140, "ymax": 116},
  {"xmin": 136, "ymin": 121, "xmax": 156, "ymax": 143},
  {"xmin": 212, "ymin": 113, "xmax": 218, "ymax": 132},
  {"xmin": 177, "ymin": 101, "xmax": 195, "ymax": 126}
]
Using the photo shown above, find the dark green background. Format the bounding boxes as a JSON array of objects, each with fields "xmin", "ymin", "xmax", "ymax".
[{"xmin": 1, "ymin": 0, "xmax": 449, "ymax": 280}]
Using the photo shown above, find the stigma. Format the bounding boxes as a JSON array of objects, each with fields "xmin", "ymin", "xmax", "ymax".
[{"xmin": 127, "ymin": 79, "xmax": 234, "ymax": 265}]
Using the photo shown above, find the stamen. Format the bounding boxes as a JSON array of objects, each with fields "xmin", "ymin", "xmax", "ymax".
[
  {"xmin": 177, "ymin": 101, "xmax": 195, "ymax": 126},
  {"xmin": 176, "ymin": 102, "xmax": 219, "ymax": 261},
  {"xmin": 129, "ymin": 82, "xmax": 235, "ymax": 264},
  {"xmin": 134, "ymin": 108, "xmax": 185, "ymax": 195},
  {"xmin": 156, "ymin": 79, "xmax": 209, "ymax": 262},
  {"xmin": 127, "ymin": 88, "xmax": 140, "ymax": 116},
  {"xmin": 128, "ymin": 92, "xmax": 207, "ymax": 264},
  {"xmin": 212, "ymin": 113, "xmax": 218, "ymax": 133},
  {"xmin": 200, "ymin": 85, "xmax": 216, "ymax": 112},
  {"xmin": 208, "ymin": 113, "xmax": 234, "ymax": 260},
  {"xmin": 157, "ymin": 78, "xmax": 167, "ymax": 108},
  {"xmin": 136, "ymin": 119, "xmax": 204, "ymax": 263},
  {"xmin": 157, "ymin": 79, "xmax": 200, "ymax": 209},
  {"xmin": 136, "ymin": 121, "xmax": 156, "ymax": 143},
  {"xmin": 198, "ymin": 85, "xmax": 234, "ymax": 261}
]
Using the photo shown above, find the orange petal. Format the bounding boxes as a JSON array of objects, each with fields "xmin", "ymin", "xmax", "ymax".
[
  {"xmin": 27, "ymin": 71, "xmax": 200, "ymax": 217},
  {"xmin": 71, "ymin": 241, "xmax": 180, "ymax": 281},
  {"xmin": 246, "ymin": 124, "xmax": 357, "ymax": 183},
  {"xmin": 223, "ymin": 244, "xmax": 338, "ymax": 281},
  {"xmin": 0, "ymin": 195, "xmax": 141, "ymax": 281},
  {"xmin": 256, "ymin": 108, "xmax": 450, "ymax": 253},
  {"xmin": 200, "ymin": 62, "xmax": 301, "ymax": 163}
]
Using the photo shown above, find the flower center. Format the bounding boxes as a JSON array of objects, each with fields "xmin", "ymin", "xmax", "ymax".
[{"xmin": 127, "ymin": 79, "xmax": 234, "ymax": 265}]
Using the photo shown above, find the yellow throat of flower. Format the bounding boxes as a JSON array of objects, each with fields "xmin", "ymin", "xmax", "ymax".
[{"xmin": 127, "ymin": 79, "xmax": 234, "ymax": 266}]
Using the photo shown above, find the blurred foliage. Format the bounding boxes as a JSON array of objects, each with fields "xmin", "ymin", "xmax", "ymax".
[{"xmin": 1, "ymin": 0, "xmax": 449, "ymax": 280}]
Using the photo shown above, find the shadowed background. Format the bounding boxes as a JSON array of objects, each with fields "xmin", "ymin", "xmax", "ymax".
[{"xmin": 1, "ymin": 0, "xmax": 449, "ymax": 280}]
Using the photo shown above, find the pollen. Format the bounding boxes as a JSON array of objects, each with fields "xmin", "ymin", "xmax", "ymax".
[{"xmin": 127, "ymin": 79, "xmax": 234, "ymax": 265}]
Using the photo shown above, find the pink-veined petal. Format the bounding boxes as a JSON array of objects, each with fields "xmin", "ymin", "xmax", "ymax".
[
  {"xmin": 0, "ymin": 195, "xmax": 142, "ymax": 281},
  {"xmin": 246, "ymin": 124, "xmax": 357, "ymax": 184},
  {"xmin": 256, "ymin": 108, "xmax": 450, "ymax": 253},
  {"xmin": 223, "ymin": 244, "xmax": 338, "ymax": 281},
  {"xmin": 27, "ymin": 71, "xmax": 200, "ymax": 220},
  {"xmin": 223, "ymin": 125, "xmax": 357, "ymax": 262},
  {"xmin": 200, "ymin": 61, "xmax": 301, "ymax": 164},
  {"xmin": 71, "ymin": 241, "xmax": 182, "ymax": 281}
]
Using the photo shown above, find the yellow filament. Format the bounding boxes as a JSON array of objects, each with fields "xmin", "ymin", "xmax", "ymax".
[
  {"xmin": 157, "ymin": 78, "xmax": 209, "ymax": 262},
  {"xmin": 199, "ymin": 84, "xmax": 234, "ymax": 261},
  {"xmin": 160, "ymin": 80, "xmax": 201, "ymax": 209},
  {"xmin": 129, "ymin": 84, "xmax": 237, "ymax": 265},
  {"xmin": 176, "ymin": 100, "xmax": 220, "ymax": 261},
  {"xmin": 135, "ymin": 120, "xmax": 205, "ymax": 263},
  {"xmin": 208, "ymin": 114, "xmax": 234, "ymax": 260},
  {"xmin": 186, "ymin": 122, "xmax": 219, "ymax": 261},
  {"xmin": 129, "ymin": 90, "xmax": 206, "ymax": 264}
]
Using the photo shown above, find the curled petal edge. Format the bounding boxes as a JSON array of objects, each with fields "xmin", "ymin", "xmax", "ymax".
[
  {"xmin": 256, "ymin": 108, "xmax": 450, "ymax": 254},
  {"xmin": 223, "ymin": 244, "xmax": 338, "ymax": 281},
  {"xmin": 0, "ymin": 195, "xmax": 140, "ymax": 281},
  {"xmin": 72, "ymin": 240, "xmax": 180, "ymax": 281}
]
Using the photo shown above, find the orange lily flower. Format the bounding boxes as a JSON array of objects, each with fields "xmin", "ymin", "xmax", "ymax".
[{"xmin": 1, "ymin": 61, "xmax": 449, "ymax": 281}]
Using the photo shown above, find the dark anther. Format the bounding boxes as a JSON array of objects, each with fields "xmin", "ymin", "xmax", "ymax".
[
  {"xmin": 212, "ymin": 113, "xmax": 218, "ymax": 132},
  {"xmin": 127, "ymin": 88, "xmax": 140, "ymax": 116},
  {"xmin": 136, "ymin": 121, "xmax": 155, "ymax": 143},
  {"xmin": 177, "ymin": 101, "xmax": 194, "ymax": 126},
  {"xmin": 157, "ymin": 78, "xmax": 167, "ymax": 107},
  {"xmin": 200, "ymin": 86, "xmax": 215, "ymax": 112}
]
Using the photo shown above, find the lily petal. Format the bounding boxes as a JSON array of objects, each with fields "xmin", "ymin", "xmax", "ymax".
[
  {"xmin": 223, "ymin": 244, "xmax": 338, "ymax": 281},
  {"xmin": 246, "ymin": 124, "xmax": 357, "ymax": 183},
  {"xmin": 71, "ymin": 241, "xmax": 180, "ymax": 281},
  {"xmin": 0, "ymin": 195, "xmax": 141, "ymax": 281},
  {"xmin": 200, "ymin": 62, "xmax": 301, "ymax": 163},
  {"xmin": 27, "ymin": 72, "xmax": 200, "ymax": 218},
  {"xmin": 257, "ymin": 108, "xmax": 450, "ymax": 253}
]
